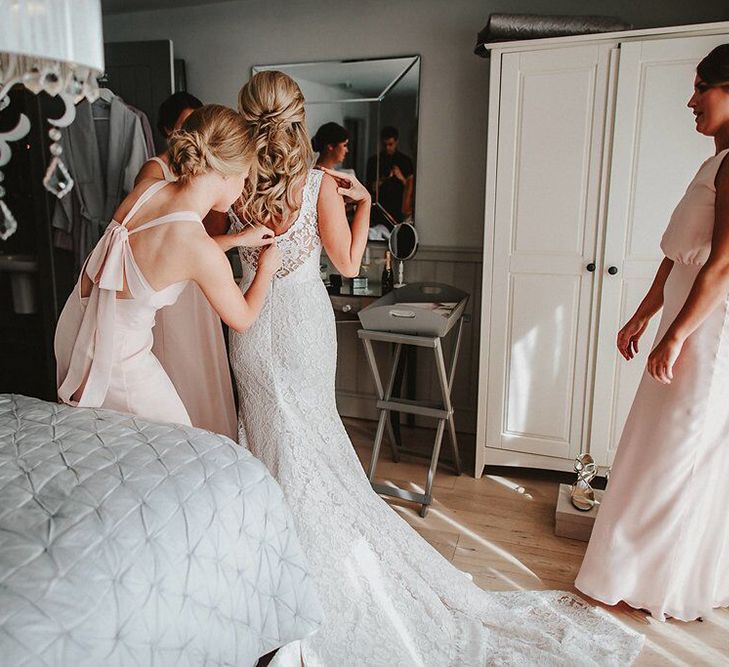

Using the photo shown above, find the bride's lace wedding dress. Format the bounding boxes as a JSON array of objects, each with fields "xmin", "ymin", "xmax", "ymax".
[{"xmin": 229, "ymin": 170, "xmax": 643, "ymax": 666}]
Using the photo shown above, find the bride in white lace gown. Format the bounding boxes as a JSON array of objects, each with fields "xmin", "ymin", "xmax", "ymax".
[{"xmin": 229, "ymin": 71, "xmax": 643, "ymax": 666}]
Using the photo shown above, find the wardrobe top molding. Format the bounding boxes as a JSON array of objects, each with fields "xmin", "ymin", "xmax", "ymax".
[{"xmin": 483, "ymin": 20, "xmax": 729, "ymax": 54}]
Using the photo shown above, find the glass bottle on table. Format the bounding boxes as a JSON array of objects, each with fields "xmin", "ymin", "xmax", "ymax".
[{"xmin": 381, "ymin": 250, "xmax": 394, "ymax": 294}]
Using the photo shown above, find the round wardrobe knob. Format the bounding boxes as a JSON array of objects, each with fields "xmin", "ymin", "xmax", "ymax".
[
  {"xmin": 586, "ymin": 263, "xmax": 596, "ymax": 272},
  {"xmin": 607, "ymin": 266, "xmax": 619, "ymax": 275}
]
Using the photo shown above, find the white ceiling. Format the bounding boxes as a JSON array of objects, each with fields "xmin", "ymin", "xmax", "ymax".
[{"xmin": 101, "ymin": 0, "xmax": 239, "ymax": 14}]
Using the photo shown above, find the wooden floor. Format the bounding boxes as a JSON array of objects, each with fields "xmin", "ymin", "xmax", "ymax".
[{"xmin": 344, "ymin": 418, "xmax": 729, "ymax": 667}]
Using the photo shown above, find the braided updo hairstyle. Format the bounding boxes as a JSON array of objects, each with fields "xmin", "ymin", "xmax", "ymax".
[
  {"xmin": 168, "ymin": 104, "xmax": 254, "ymax": 183},
  {"xmin": 235, "ymin": 71, "xmax": 313, "ymax": 229}
]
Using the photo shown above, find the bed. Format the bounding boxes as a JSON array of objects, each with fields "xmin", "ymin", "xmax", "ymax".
[{"xmin": 0, "ymin": 394, "xmax": 322, "ymax": 666}]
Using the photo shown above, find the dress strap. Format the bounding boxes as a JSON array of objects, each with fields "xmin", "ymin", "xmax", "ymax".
[
  {"xmin": 148, "ymin": 156, "xmax": 176, "ymax": 182},
  {"xmin": 121, "ymin": 179, "xmax": 170, "ymax": 227},
  {"xmin": 128, "ymin": 211, "xmax": 203, "ymax": 235}
]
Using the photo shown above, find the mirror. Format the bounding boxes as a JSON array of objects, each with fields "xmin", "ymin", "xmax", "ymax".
[
  {"xmin": 253, "ymin": 56, "xmax": 420, "ymax": 238},
  {"xmin": 389, "ymin": 221, "xmax": 418, "ymax": 288},
  {"xmin": 388, "ymin": 222, "xmax": 418, "ymax": 261}
]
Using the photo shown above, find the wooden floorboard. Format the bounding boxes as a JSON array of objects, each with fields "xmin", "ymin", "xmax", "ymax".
[{"xmin": 344, "ymin": 418, "xmax": 729, "ymax": 666}]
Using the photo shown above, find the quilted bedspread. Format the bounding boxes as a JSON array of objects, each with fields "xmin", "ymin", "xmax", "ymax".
[{"xmin": 0, "ymin": 394, "xmax": 322, "ymax": 666}]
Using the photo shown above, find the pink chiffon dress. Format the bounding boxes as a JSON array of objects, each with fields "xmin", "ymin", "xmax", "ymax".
[
  {"xmin": 144, "ymin": 156, "xmax": 238, "ymax": 439},
  {"xmin": 576, "ymin": 148, "xmax": 729, "ymax": 621},
  {"xmin": 55, "ymin": 180, "xmax": 201, "ymax": 426}
]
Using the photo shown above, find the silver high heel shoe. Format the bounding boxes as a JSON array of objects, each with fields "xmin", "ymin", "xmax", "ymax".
[{"xmin": 570, "ymin": 453, "xmax": 598, "ymax": 511}]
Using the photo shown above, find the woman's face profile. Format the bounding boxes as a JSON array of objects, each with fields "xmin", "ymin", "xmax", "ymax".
[
  {"xmin": 688, "ymin": 75, "xmax": 729, "ymax": 137},
  {"xmin": 333, "ymin": 139, "xmax": 349, "ymax": 163}
]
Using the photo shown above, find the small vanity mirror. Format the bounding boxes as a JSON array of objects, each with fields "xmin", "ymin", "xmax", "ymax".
[
  {"xmin": 388, "ymin": 221, "xmax": 418, "ymax": 287},
  {"xmin": 252, "ymin": 55, "xmax": 420, "ymax": 236},
  {"xmin": 388, "ymin": 221, "xmax": 418, "ymax": 261}
]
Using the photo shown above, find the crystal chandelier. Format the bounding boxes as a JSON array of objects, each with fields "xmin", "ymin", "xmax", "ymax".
[{"xmin": 0, "ymin": 0, "xmax": 104, "ymax": 240}]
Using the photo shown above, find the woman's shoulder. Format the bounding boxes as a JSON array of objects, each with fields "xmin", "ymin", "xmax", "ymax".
[
  {"xmin": 315, "ymin": 170, "xmax": 338, "ymax": 201},
  {"xmin": 134, "ymin": 158, "xmax": 166, "ymax": 186},
  {"xmin": 113, "ymin": 178, "xmax": 159, "ymax": 222}
]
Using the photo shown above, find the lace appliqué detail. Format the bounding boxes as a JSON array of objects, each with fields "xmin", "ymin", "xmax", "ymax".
[{"xmin": 229, "ymin": 170, "xmax": 324, "ymax": 280}]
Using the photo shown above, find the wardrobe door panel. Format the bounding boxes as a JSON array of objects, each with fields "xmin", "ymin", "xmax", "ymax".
[
  {"xmin": 486, "ymin": 45, "xmax": 612, "ymax": 462},
  {"xmin": 590, "ymin": 34, "xmax": 727, "ymax": 467},
  {"xmin": 502, "ymin": 272, "xmax": 582, "ymax": 456}
]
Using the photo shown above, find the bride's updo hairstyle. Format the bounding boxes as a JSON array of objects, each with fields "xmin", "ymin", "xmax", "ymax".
[
  {"xmin": 168, "ymin": 104, "xmax": 254, "ymax": 183},
  {"xmin": 236, "ymin": 71, "xmax": 313, "ymax": 229}
]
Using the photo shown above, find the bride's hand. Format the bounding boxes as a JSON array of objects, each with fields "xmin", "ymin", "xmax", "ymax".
[
  {"xmin": 319, "ymin": 167, "xmax": 371, "ymax": 204},
  {"xmin": 258, "ymin": 242, "xmax": 282, "ymax": 277},
  {"xmin": 229, "ymin": 224, "xmax": 275, "ymax": 248}
]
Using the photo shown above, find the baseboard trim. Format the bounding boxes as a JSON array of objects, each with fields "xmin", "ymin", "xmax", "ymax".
[{"xmin": 482, "ymin": 446, "xmax": 578, "ymax": 473}]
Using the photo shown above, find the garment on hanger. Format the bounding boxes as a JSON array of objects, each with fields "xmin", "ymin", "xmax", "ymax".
[
  {"xmin": 52, "ymin": 89, "xmax": 150, "ymax": 270},
  {"xmin": 126, "ymin": 103, "xmax": 156, "ymax": 157}
]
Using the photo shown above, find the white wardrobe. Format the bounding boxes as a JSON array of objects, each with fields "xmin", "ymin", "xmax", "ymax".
[{"xmin": 475, "ymin": 22, "xmax": 729, "ymax": 476}]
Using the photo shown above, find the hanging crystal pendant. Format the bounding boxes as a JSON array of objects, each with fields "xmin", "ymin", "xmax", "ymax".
[
  {"xmin": 42, "ymin": 156, "xmax": 74, "ymax": 199},
  {"xmin": 0, "ymin": 198, "xmax": 18, "ymax": 241}
]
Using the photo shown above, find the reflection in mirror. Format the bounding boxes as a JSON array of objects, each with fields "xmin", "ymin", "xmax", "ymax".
[{"xmin": 253, "ymin": 56, "xmax": 420, "ymax": 239}]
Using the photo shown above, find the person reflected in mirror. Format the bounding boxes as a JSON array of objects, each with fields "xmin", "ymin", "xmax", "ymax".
[
  {"xmin": 366, "ymin": 125, "xmax": 414, "ymax": 226},
  {"xmin": 313, "ymin": 122, "xmax": 358, "ymax": 220},
  {"xmin": 312, "ymin": 122, "xmax": 350, "ymax": 170}
]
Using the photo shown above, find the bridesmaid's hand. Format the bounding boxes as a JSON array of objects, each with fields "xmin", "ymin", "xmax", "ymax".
[
  {"xmin": 229, "ymin": 224, "xmax": 275, "ymax": 248},
  {"xmin": 318, "ymin": 167, "xmax": 371, "ymax": 204},
  {"xmin": 617, "ymin": 316, "xmax": 649, "ymax": 360},
  {"xmin": 258, "ymin": 242, "xmax": 282, "ymax": 277},
  {"xmin": 647, "ymin": 335, "xmax": 683, "ymax": 384}
]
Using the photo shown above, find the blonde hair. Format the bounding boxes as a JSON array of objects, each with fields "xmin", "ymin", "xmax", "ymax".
[
  {"xmin": 235, "ymin": 71, "xmax": 313, "ymax": 229},
  {"xmin": 168, "ymin": 104, "xmax": 254, "ymax": 182}
]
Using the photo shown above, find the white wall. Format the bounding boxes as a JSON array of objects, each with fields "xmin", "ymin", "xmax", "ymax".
[{"xmin": 103, "ymin": 0, "xmax": 729, "ymax": 248}]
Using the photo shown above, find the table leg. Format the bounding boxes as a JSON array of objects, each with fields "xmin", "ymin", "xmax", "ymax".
[
  {"xmin": 421, "ymin": 416, "xmax": 446, "ymax": 518},
  {"xmin": 434, "ymin": 337, "xmax": 463, "ymax": 476},
  {"xmin": 368, "ymin": 409, "xmax": 389, "ymax": 482},
  {"xmin": 362, "ymin": 338, "xmax": 402, "ymax": 478},
  {"xmin": 383, "ymin": 344, "xmax": 402, "ymax": 462}
]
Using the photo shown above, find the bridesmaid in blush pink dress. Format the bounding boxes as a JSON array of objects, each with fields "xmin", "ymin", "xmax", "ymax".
[
  {"xmin": 134, "ymin": 94, "xmax": 238, "ymax": 438},
  {"xmin": 576, "ymin": 45, "xmax": 729, "ymax": 622},
  {"xmin": 140, "ymin": 153, "xmax": 238, "ymax": 439},
  {"xmin": 55, "ymin": 105, "xmax": 279, "ymax": 426}
]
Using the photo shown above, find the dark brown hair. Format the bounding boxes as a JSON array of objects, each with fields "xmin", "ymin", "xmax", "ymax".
[{"xmin": 697, "ymin": 44, "xmax": 729, "ymax": 88}]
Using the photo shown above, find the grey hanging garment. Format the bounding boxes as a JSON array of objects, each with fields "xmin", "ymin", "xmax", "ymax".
[
  {"xmin": 52, "ymin": 92, "xmax": 149, "ymax": 270},
  {"xmin": 475, "ymin": 14, "xmax": 632, "ymax": 56}
]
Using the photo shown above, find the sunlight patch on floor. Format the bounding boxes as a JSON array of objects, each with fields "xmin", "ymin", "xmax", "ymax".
[
  {"xmin": 429, "ymin": 508, "xmax": 540, "ymax": 583},
  {"xmin": 710, "ymin": 611, "xmax": 729, "ymax": 632},
  {"xmin": 487, "ymin": 475, "xmax": 534, "ymax": 500},
  {"xmin": 646, "ymin": 617, "xmax": 729, "ymax": 666},
  {"xmin": 641, "ymin": 637, "xmax": 693, "ymax": 667}
]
